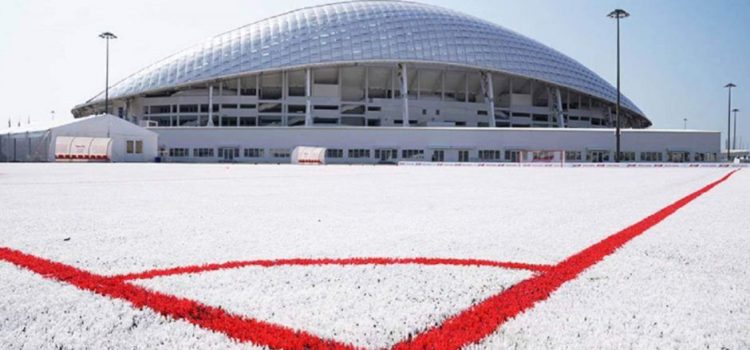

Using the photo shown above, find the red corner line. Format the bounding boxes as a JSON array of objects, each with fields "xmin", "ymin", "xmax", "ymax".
[
  {"xmin": 393, "ymin": 169, "xmax": 739, "ymax": 349},
  {"xmin": 0, "ymin": 169, "xmax": 740, "ymax": 349}
]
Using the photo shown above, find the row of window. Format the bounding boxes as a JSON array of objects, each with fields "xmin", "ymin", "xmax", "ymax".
[
  {"xmin": 165, "ymin": 147, "xmax": 718, "ymax": 163},
  {"xmin": 169, "ymin": 148, "xmax": 265, "ymax": 158},
  {"xmin": 144, "ymin": 106, "xmax": 605, "ymax": 124}
]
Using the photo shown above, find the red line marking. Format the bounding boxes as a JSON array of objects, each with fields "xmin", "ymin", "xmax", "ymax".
[
  {"xmin": 392, "ymin": 169, "xmax": 740, "ymax": 349},
  {"xmin": 111, "ymin": 257, "xmax": 551, "ymax": 282},
  {"xmin": 0, "ymin": 170, "xmax": 738, "ymax": 349},
  {"xmin": 0, "ymin": 247, "xmax": 355, "ymax": 349}
]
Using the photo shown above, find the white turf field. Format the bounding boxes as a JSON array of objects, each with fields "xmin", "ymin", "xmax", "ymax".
[{"xmin": 0, "ymin": 163, "xmax": 748, "ymax": 349}]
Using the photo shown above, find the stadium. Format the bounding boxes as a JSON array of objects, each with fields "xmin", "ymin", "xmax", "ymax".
[{"xmin": 67, "ymin": 0, "xmax": 719, "ymax": 163}]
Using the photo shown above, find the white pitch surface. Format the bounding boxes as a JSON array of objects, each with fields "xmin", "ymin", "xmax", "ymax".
[
  {"xmin": 0, "ymin": 263, "xmax": 255, "ymax": 350},
  {"xmin": 134, "ymin": 264, "xmax": 530, "ymax": 349},
  {"xmin": 0, "ymin": 163, "xmax": 747, "ymax": 349}
]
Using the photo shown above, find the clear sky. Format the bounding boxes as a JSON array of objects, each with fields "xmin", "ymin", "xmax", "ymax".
[{"xmin": 1, "ymin": 0, "xmax": 748, "ymax": 147}]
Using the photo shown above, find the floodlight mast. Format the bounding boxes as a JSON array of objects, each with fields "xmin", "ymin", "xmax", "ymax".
[
  {"xmin": 608, "ymin": 9, "xmax": 629, "ymax": 163},
  {"xmin": 99, "ymin": 32, "xmax": 117, "ymax": 116},
  {"xmin": 725, "ymin": 83, "xmax": 736, "ymax": 161}
]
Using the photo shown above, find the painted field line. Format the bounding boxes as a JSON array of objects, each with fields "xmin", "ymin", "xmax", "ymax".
[
  {"xmin": 110, "ymin": 257, "xmax": 552, "ymax": 282},
  {"xmin": 0, "ymin": 246, "xmax": 355, "ymax": 350},
  {"xmin": 392, "ymin": 169, "xmax": 740, "ymax": 349}
]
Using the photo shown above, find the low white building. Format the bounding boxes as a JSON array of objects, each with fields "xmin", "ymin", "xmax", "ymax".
[
  {"xmin": 0, "ymin": 114, "xmax": 158, "ymax": 162},
  {"xmin": 154, "ymin": 127, "xmax": 720, "ymax": 164}
]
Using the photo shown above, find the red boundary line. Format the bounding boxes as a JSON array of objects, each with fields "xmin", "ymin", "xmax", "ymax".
[
  {"xmin": 0, "ymin": 247, "xmax": 355, "ymax": 349},
  {"xmin": 391, "ymin": 169, "xmax": 739, "ymax": 349},
  {"xmin": 0, "ymin": 170, "xmax": 739, "ymax": 349},
  {"xmin": 110, "ymin": 257, "xmax": 552, "ymax": 282}
]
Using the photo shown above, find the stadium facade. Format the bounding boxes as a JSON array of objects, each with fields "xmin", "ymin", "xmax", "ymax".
[{"xmin": 70, "ymin": 0, "xmax": 720, "ymax": 163}]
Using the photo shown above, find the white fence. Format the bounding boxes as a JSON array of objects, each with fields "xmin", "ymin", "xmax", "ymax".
[{"xmin": 398, "ymin": 161, "xmax": 749, "ymax": 168}]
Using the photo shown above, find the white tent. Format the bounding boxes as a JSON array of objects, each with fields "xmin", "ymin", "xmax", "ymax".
[{"xmin": 0, "ymin": 114, "xmax": 158, "ymax": 162}]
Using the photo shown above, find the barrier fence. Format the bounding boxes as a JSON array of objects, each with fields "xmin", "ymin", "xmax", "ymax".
[{"xmin": 398, "ymin": 161, "xmax": 750, "ymax": 168}]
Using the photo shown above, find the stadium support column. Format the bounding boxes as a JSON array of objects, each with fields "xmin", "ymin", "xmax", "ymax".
[
  {"xmin": 305, "ymin": 68, "xmax": 312, "ymax": 127},
  {"xmin": 398, "ymin": 63, "xmax": 409, "ymax": 127},
  {"xmin": 480, "ymin": 72, "xmax": 497, "ymax": 127},
  {"xmin": 207, "ymin": 85, "xmax": 214, "ymax": 127},
  {"xmin": 555, "ymin": 88, "xmax": 565, "ymax": 128}
]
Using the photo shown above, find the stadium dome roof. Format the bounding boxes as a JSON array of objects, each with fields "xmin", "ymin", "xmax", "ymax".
[{"xmin": 81, "ymin": 0, "xmax": 646, "ymax": 120}]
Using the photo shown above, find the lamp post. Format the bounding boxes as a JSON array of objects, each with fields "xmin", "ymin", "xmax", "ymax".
[
  {"xmin": 683, "ymin": 118, "xmax": 687, "ymax": 130},
  {"xmin": 608, "ymin": 9, "xmax": 629, "ymax": 162},
  {"xmin": 732, "ymin": 108, "xmax": 740, "ymax": 150},
  {"xmin": 99, "ymin": 32, "xmax": 117, "ymax": 115},
  {"xmin": 724, "ymin": 83, "xmax": 735, "ymax": 160}
]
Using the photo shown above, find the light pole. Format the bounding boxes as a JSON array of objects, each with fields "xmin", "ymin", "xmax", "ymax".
[
  {"xmin": 608, "ymin": 9, "xmax": 629, "ymax": 162},
  {"xmin": 99, "ymin": 32, "xmax": 117, "ymax": 115},
  {"xmin": 724, "ymin": 83, "xmax": 735, "ymax": 160},
  {"xmin": 732, "ymin": 108, "xmax": 740, "ymax": 150},
  {"xmin": 683, "ymin": 118, "xmax": 687, "ymax": 130}
]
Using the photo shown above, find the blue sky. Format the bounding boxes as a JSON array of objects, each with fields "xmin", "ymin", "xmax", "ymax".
[{"xmin": 0, "ymin": 0, "xmax": 748, "ymax": 146}]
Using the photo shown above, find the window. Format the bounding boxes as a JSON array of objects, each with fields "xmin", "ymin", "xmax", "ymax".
[
  {"xmin": 532, "ymin": 114, "xmax": 548, "ymax": 122},
  {"xmin": 287, "ymin": 105, "xmax": 306, "ymax": 114},
  {"xmin": 348, "ymin": 149, "xmax": 370, "ymax": 158},
  {"xmin": 270, "ymin": 148, "xmax": 290, "ymax": 158},
  {"xmin": 217, "ymin": 148, "xmax": 239, "ymax": 158},
  {"xmin": 618, "ymin": 152, "xmax": 636, "ymax": 162},
  {"xmin": 193, "ymin": 148, "xmax": 214, "ymax": 157},
  {"xmin": 694, "ymin": 153, "xmax": 716, "ymax": 162},
  {"xmin": 150, "ymin": 105, "xmax": 171, "ymax": 114},
  {"xmin": 239, "ymin": 117, "xmax": 256, "ymax": 126},
  {"xmin": 668, "ymin": 151, "xmax": 689, "ymax": 163},
  {"xmin": 200, "ymin": 105, "xmax": 209, "ymax": 113},
  {"xmin": 314, "ymin": 105, "xmax": 338, "ymax": 110},
  {"xmin": 565, "ymin": 151, "xmax": 582, "ymax": 161},
  {"xmin": 640, "ymin": 152, "xmax": 663, "ymax": 162},
  {"xmin": 402, "ymin": 149, "xmax": 424, "ymax": 159},
  {"xmin": 169, "ymin": 148, "xmax": 189, "ymax": 157},
  {"xmin": 259, "ymin": 116, "xmax": 282, "ymax": 126},
  {"xmin": 458, "ymin": 150, "xmax": 470, "ymax": 162},
  {"xmin": 127, "ymin": 140, "xmax": 143, "ymax": 154},
  {"xmin": 374, "ymin": 149, "xmax": 397, "ymax": 160},
  {"xmin": 587, "ymin": 150, "xmax": 610, "ymax": 162},
  {"xmin": 505, "ymin": 150, "xmax": 520, "ymax": 162},
  {"xmin": 179, "ymin": 105, "xmax": 198, "ymax": 113},
  {"xmin": 244, "ymin": 148, "xmax": 264, "ymax": 158},
  {"xmin": 325, "ymin": 149, "xmax": 343, "ymax": 158},
  {"xmin": 478, "ymin": 150, "xmax": 501, "ymax": 161}
]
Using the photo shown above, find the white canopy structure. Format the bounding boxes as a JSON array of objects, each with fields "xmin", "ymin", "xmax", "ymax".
[
  {"xmin": 291, "ymin": 146, "xmax": 326, "ymax": 165},
  {"xmin": 0, "ymin": 114, "xmax": 158, "ymax": 162}
]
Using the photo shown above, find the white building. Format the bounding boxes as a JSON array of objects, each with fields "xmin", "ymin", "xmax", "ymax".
[
  {"xmin": 156, "ymin": 127, "xmax": 718, "ymax": 163},
  {"xmin": 68, "ymin": 1, "xmax": 720, "ymax": 164},
  {"xmin": 0, "ymin": 115, "xmax": 158, "ymax": 162}
]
